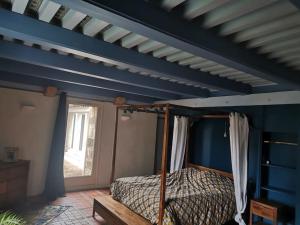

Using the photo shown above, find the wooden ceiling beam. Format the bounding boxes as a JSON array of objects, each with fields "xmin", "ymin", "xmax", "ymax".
[
  {"xmin": 0, "ymin": 8, "xmax": 250, "ymax": 95},
  {"xmin": 0, "ymin": 40, "xmax": 207, "ymax": 98},
  {"xmin": 54, "ymin": 0, "xmax": 300, "ymax": 90}
]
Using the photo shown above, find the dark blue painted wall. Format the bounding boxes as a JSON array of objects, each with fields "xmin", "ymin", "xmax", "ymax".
[
  {"xmin": 154, "ymin": 105, "xmax": 300, "ymax": 223},
  {"xmin": 189, "ymin": 106, "xmax": 263, "ymax": 180},
  {"xmin": 189, "ymin": 119, "xmax": 231, "ymax": 172},
  {"xmin": 187, "ymin": 105, "xmax": 300, "ymax": 224},
  {"xmin": 297, "ymin": 142, "xmax": 300, "ymax": 225}
]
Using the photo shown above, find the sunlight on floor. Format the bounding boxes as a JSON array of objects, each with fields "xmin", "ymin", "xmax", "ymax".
[{"xmin": 64, "ymin": 160, "xmax": 84, "ymax": 178}]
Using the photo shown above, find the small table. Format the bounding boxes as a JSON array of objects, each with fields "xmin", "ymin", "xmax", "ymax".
[{"xmin": 249, "ymin": 199, "xmax": 286, "ymax": 225}]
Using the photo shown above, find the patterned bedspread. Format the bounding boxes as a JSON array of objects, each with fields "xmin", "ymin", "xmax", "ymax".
[{"xmin": 111, "ymin": 168, "xmax": 236, "ymax": 225}]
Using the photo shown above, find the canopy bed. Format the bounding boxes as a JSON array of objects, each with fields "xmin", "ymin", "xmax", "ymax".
[{"xmin": 92, "ymin": 104, "xmax": 249, "ymax": 225}]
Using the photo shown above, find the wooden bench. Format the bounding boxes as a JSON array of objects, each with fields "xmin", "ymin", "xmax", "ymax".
[{"xmin": 93, "ymin": 195, "xmax": 152, "ymax": 225}]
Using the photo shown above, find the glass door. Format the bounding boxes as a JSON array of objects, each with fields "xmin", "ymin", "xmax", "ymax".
[{"xmin": 64, "ymin": 101, "xmax": 100, "ymax": 191}]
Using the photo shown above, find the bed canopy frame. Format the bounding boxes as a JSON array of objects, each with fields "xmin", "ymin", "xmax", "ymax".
[{"xmin": 110, "ymin": 103, "xmax": 232, "ymax": 225}]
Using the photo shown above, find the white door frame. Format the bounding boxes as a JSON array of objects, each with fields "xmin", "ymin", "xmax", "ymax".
[{"xmin": 64, "ymin": 97, "xmax": 104, "ymax": 192}]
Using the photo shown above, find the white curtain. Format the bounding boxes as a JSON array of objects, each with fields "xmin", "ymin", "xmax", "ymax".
[
  {"xmin": 170, "ymin": 116, "xmax": 188, "ymax": 173},
  {"xmin": 229, "ymin": 113, "xmax": 249, "ymax": 225}
]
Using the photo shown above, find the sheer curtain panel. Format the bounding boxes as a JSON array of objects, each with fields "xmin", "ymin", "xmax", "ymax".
[
  {"xmin": 170, "ymin": 116, "xmax": 188, "ymax": 173},
  {"xmin": 229, "ymin": 112, "xmax": 249, "ymax": 225}
]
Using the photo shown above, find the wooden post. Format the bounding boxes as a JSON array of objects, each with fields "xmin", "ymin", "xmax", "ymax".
[
  {"xmin": 184, "ymin": 119, "xmax": 191, "ymax": 168},
  {"xmin": 110, "ymin": 107, "xmax": 119, "ymax": 189},
  {"xmin": 158, "ymin": 106, "xmax": 170, "ymax": 225},
  {"xmin": 296, "ymin": 107, "xmax": 300, "ymax": 225}
]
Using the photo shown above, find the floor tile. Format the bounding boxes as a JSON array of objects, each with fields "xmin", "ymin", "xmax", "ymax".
[{"xmin": 49, "ymin": 189, "xmax": 108, "ymax": 225}]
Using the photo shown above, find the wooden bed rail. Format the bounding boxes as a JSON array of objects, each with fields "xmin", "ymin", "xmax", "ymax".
[{"xmin": 188, "ymin": 163, "xmax": 233, "ymax": 179}]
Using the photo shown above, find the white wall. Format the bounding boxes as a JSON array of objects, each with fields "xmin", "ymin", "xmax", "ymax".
[
  {"xmin": 0, "ymin": 87, "xmax": 58, "ymax": 196},
  {"xmin": 115, "ymin": 111, "xmax": 157, "ymax": 179},
  {"xmin": 0, "ymin": 87, "xmax": 157, "ymax": 196},
  {"xmin": 96, "ymin": 103, "xmax": 157, "ymax": 186},
  {"xmin": 96, "ymin": 102, "xmax": 117, "ymax": 187}
]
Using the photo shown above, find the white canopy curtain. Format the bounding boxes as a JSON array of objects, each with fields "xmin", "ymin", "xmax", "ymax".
[
  {"xmin": 229, "ymin": 113, "xmax": 249, "ymax": 225},
  {"xmin": 170, "ymin": 116, "xmax": 188, "ymax": 173}
]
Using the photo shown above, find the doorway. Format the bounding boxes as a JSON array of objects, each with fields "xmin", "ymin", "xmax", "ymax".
[{"xmin": 64, "ymin": 100, "xmax": 101, "ymax": 191}]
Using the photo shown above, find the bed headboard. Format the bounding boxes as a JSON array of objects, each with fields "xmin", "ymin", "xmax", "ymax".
[{"xmin": 188, "ymin": 163, "xmax": 233, "ymax": 179}]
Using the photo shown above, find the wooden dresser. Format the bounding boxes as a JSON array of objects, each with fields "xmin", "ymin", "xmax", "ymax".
[{"xmin": 0, "ymin": 160, "xmax": 30, "ymax": 209}]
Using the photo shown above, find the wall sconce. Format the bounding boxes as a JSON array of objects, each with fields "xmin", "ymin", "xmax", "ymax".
[
  {"xmin": 20, "ymin": 104, "xmax": 36, "ymax": 112},
  {"xmin": 121, "ymin": 110, "xmax": 132, "ymax": 121}
]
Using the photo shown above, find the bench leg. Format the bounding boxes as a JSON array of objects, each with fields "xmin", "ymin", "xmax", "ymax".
[{"xmin": 92, "ymin": 199, "xmax": 97, "ymax": 218}]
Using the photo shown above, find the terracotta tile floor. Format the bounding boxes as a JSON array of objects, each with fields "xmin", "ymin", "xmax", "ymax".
[{"xmin": 49, "ymin": 189, "xmax": 110, "ymax": 225}]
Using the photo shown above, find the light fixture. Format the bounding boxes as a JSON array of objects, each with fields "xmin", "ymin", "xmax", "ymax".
[
  {"xmin": 121, "ymin": 110, "xmax": 132, "ymax": 121},
  {"xmin": 223, "ymin": 120, "xmax": 227, "ymax": 138},
  {"xmin": 20, "ymin": 104, "xmax": 36, "ymax": 112}
]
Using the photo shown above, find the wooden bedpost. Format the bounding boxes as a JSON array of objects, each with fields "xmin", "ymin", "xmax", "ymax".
[
  {"xmin": 110, "ymin": 106, "xmax": 119, "ymax": 191},
  {"xmin": 184, "ymin": 119, "xmax": 191, "ymax": 168},
  {"xmin": 158, "ymin": 105, "xmax": 170, "ymax": 225}
]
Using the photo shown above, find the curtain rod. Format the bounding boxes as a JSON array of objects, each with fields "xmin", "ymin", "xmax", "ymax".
[
  {"xmin": 119, "ymin": 108, "xmax": 231, "ymax": 118},
  {"xmin": 117, "ymin": 104, "xmax": 234, "ymax": 118},
  {"xmin": 117, "ymin": 103, "xmax": 202, "ymax": 116},
  {"xmin": 117, "ymin": 103, "xmax": 206, "ymax": 112},
  {"xmin": 192, "ymin": 115, "xmax": 229, "ymax": 119}
]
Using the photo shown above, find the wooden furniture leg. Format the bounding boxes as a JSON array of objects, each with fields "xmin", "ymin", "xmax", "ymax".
[
  {"xmin": 109, "ymin": 107, "xmax": 119, "ymax": 194},
  {"xmin": 93, "ymin": 199, "xmax": 96, "ymax": 218},
  {"xmin": 249, "ymin": 202, "xmax": 253, "ymax": 225}
]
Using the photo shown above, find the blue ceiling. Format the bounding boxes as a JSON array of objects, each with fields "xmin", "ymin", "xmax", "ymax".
[{"xmin": 0, "ymin": 0, "xmax": 300, "ymax": 103}]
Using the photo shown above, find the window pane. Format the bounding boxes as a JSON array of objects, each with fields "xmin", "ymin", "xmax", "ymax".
[{"xmin": 64, "ymin": 104, "xmax": 98, "ymax": 178}]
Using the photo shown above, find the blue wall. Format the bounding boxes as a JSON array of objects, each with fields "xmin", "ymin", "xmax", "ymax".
[
  {"xmin": 154, "ymin": 105, "xmax": 300, "ymax": 223},
  {"xmin": 188, "ymin": 105, "xmax": 300, "ymax": 224},
  {"xmin": 189, "ymin": 106, "xmax": 263, "ymax": 180},
  {"xmin": 189, "ymin": 119, "xmax": 231, "ymax": 172},
  {"xmin": 297, "ymin": 144, "xmax": 300, "ymax": 225}
]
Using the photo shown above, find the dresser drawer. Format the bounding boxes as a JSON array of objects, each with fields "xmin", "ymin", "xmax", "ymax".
[
  {"xmin": 0, "ymin": 194, "xmax": 7, "ymax": 208},
  {"xmin": 0, "ymin": 181, "xmax": 7, "ymax": 194},
  {"xmin": 7, "ymin": 178, "xmax": 27, "ymax": 192},
  {"xmin": 6, "ymin": 190, "xmax": 25, "ymax": 205},
  {"xmin": 0, "ymin": 169, "xmax": 9, "ymax": 181},
  {"xmin": 8, "ymin": 166, "xmax": 29, "ymax": 179},
  {"xmin": 252, "ymin": 201, "xmax": 274, "ymax": 219}
]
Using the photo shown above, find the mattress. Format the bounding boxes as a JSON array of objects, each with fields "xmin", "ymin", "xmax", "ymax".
[{"xmin": 111, "ymin": 168, "xmax": 236, "ymax": 225}]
